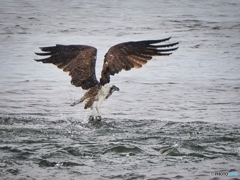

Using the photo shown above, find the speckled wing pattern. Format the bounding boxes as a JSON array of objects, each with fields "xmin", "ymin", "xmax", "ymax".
[
  {"xmin": 100, "ymin": 37, "xmax": 179, "ymax": 85},
  {"xmin": 35, "ymin": 44, "xmax": 99, "ymax": 90}
]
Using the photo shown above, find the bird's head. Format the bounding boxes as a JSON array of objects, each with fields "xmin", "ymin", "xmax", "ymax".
[
  {"xmin": 104, "ymin": 84, "xmax": 120, "ymax": 99},
  {"xmin": 110, "ymin": 85, "xmax": 120, "ymax": 92}
]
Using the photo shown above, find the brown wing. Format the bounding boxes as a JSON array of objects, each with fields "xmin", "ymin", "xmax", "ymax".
[
  {"xmin": 100, "ymin": 37, "xmax": 179, "ymax": 85},
  {"xmin": 35, "ymin": 44, "xmax": 98, "ymax": 90}
]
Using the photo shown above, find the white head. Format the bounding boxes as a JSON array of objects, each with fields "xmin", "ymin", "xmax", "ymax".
[
  {"xmin": 110, "ymin": 84, "xmax": 120, "ymax": 92},
  {"xmin": 102, "ymin": 84, "xmax": 120, "ymax": 99}
]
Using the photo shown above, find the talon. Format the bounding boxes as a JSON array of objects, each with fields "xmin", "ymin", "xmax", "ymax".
[
  {"xmin": 70, "ymin": 102, "xmax": 76, "ymax": 106},
  {"xmin": 96, "ymin": 116, "xmax": 102, "ymax": 121},
  {"xmin": 88, "ymin": 115, "xmax": 94, "ymax": 121}
]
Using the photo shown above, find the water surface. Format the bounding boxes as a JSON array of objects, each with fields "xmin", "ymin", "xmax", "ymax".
[{"xmin": 0, "ymin": 0, "xmax": 240, "ymax": 179}]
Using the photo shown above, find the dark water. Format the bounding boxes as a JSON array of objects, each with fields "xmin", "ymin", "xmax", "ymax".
[{"xmin": 0, "ymin": 0, "xmax": 240, "ymax": 179}]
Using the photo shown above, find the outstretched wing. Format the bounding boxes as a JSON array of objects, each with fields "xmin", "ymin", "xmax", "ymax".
[
  {"xmin": 35, "ymin": 44, "xmax": 99, "ymax": 90},
  {"xmin": 100, "ymin": 37, "xmax": 179, "ymax": 85}
]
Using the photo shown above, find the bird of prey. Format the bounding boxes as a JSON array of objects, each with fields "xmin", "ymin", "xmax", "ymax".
[{"xmin": 35, "ymin": 37, "xmax": 179, "ymax": 121}]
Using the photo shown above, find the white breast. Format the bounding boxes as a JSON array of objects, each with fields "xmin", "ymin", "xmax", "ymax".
[
  {"xmin": 95, "ymin": 84, "xmax": 112, "ymax": 107},
  {"xmin": 98, "ymin": 84, "xmax": 111, "ymax": 97},
  {"xmin": 96, "ymin": 83, "xmax": 111, "ymax": 100}
]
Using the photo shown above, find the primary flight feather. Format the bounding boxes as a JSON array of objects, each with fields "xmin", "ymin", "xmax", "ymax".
[{"xmin": 35, "ymin": 37, "xmax": 179, "ymax": 121}]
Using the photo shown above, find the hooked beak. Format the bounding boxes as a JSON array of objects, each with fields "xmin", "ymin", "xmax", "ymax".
[{"xmin": 113, "ymin": 85, "xmax": 120, "ymax": 91}]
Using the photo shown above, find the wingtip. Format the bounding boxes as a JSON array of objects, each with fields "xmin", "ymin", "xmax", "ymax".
[
  {"xmin": 161, "ymin": 37, "xmax": 171, "ymax": 42},
  {"xmin": 35, "ymin": 52, "xmax": 41, "ymax": 56},
  {"xmin": 34, "ymin": 58, "xmax": 41, "ymax": 62},
  {"xmin": 162, "ymin": 37, "xmax": 172, "ymax": 42},
  {"xmin": 35, "ymin": 51, "xmax": 52, "ymax": 56},
  {"xmin": 169, "ymin": 41, "xmax": 179, "ymax": 47},
  {"xmin": 173, "ymin": 46, "xmax": 179, "ymax": 50},
  {"xmin": 165, "ymin": 52, "xmax": 172, "ymax": 56}
]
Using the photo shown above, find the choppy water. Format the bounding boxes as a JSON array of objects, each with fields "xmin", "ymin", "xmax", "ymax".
[{"xmin": 0, "ymin": 0, "xmax": 240, "ymax": 179}]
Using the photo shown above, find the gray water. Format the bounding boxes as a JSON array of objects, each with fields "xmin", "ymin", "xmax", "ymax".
[{"xmin": 0, "ymin": 0, "xmax": 240, "ymax": 179}]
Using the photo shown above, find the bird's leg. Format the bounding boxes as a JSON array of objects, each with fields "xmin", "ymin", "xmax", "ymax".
[
  {"xmin": 95, "ymin": 106, "xmax": 101, "ymax": 121},
  {"xmin": 95, "ymin": 99, "xmax": 104, "ymax": 121},
  {"xmin": 70, "ymin": 97, "xmax": 84, "ymax": 106},
  {"xmin": 88, "ymin": 106, "xmax": 95, "ymax": 121}
]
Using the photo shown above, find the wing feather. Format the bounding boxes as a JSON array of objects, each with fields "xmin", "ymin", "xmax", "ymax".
[
  {"xmin": 35, "ymin": 44, "xmax": 98, "ymax": 90},
  {"xmin": 100, "ymin": 37, "xmax": 179, "ymax": 85}
]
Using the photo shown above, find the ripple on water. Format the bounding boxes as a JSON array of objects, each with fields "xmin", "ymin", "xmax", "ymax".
[{"xmin": 0, "ymin": 115, "xmax": 240, "ymax": 179}]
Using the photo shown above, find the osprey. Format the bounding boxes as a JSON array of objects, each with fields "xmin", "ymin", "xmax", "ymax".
[{"xmin": 35, "ymin": 37, "xmax": 179, "ymax": 121}]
